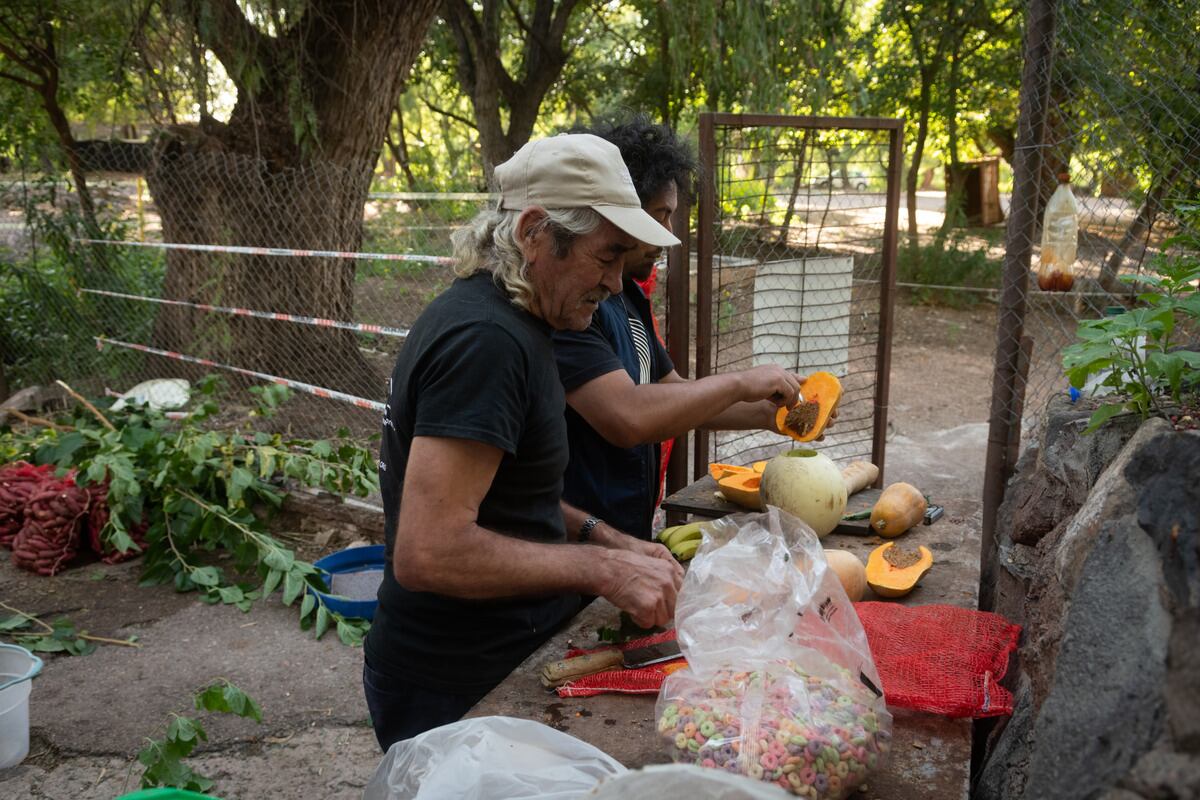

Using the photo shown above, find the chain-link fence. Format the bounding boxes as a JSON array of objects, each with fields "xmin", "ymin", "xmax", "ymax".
[
  {"xmin": 692, "ymin": 113, "xmax": 902, "ymax": 480},
  {"xmin": 0, "ymin": 152, "xmax": 489, "ymax": 439},
  {"xmin": 981, "ymin": 0, "xmax": 1200, "ymax": 604}
]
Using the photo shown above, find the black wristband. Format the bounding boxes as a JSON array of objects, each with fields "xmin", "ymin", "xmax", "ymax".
[{"xmin": 579, "ymin": 516, "xmax": 601, "ymax": 542}]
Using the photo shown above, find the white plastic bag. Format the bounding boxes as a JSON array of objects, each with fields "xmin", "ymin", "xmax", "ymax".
[
  {"xmin": 363, "ymin": 716, "xmax": 625, "ymax": 800},
  {"xmin": 588, "ymin": 763, "xmax": 792, "ymax": 798},
  {"xmin": 655, "ymin": 507, "xmax": 892, "ymax": 799}
]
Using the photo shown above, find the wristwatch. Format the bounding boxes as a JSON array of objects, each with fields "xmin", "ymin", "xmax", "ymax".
[{"xmin": 579, "ymin": 516, "xmax": 602, "ymax": 542}]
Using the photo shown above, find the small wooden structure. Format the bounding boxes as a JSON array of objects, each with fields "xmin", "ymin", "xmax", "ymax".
[{"xmin": 945, "ymin": 157, "xmax": 1004, "ymax": 226}]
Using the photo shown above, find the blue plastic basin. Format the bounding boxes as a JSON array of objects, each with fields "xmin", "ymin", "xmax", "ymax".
[{"xmin": 307, "ymin": 544, "xmax": 386, "ymax": 620}]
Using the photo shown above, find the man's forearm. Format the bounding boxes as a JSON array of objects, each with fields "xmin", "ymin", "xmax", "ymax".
[
  {"xmin": 700, "ymin": 398, "xmax": 780, "ymax": 432},
  {"xmin": 395, "ymin": 519, "xmax": 615, "ymax": 599},
  {"xmin": 609, "ymin": 373, "xmax": 749, "ymax": 444}
]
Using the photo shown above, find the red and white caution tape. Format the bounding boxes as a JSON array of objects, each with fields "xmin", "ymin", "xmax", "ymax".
[
  {"xmin": 81, "ymin": 288, "xmax": 409, "ymax": 339},
  {"xmin": 94, "ymin": 336, "xmax": 386, "ymax": 412},
  {"xmin": 76, "ymin": 238, "xmax": 455, "ymax": 265}
]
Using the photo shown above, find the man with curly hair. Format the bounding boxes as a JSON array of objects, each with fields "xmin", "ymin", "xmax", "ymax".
[{"xmin": 554, "ymin": 117, "xmax": 805, "ymax": 540}]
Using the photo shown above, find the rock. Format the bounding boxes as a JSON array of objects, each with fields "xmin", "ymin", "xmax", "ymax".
[
  {"xmin": 1006, "ymin": 395, "xmax": 1141, "ymax": 547},
  {"xmin": 1120, "ymin": 749, "xmax": 1200, "ymax": 799},
  {"xmin": 1022, "ymin": 512, "xmax": 1171, "ymax": 800},
  {"xmin": 979, "ymin": 423, "xmax": 1200, "ymax": 800},
  {"xmin": 974, "ymin": 673, "xmax": 1034, "ymax": 800},
  {"xmin": 1051, "ymin": 419, "xmax": 1173, "ymax": 597}
]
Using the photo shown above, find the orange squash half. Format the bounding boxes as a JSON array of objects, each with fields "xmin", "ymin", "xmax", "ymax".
[
  {"xmin": 776, "ymin": 372, "xmax": 843, "ymax": 442},
  {"xmin": 866, "ymin": 542, "xmax": 933, "ymax": 598},
  {"xmin": 717, "ymin": 472, "xmax": 763, "ymax": 510},
  {"xmin": 709, "ymin": 463, "xmax": 754, "ymax": 481}
]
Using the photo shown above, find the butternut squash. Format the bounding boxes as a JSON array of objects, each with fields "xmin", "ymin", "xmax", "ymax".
[
  {"xmin": 717, "ymin": 472, "xmax": 763, "ymax": 510},
  {"xmin": 869, "ymin": 482, "xmax": 927, "ymax": 537},
  {"xmin": 823, "ymin": 549, "xmax": 867, "ymax": 602},
  {"xmin": 866, "ymin": 542, "xmax": 933, "ymax": 598},
  {"xmin": 841, "ymin": 460, "xmax": 879, "ymax": 496},
  {"xmin": 776, "ymin": 372, "xmax": 842, "ymax": 442},
  {"xmin": 709, "ymin": 463, "xmax": 754, "ymax": 481}
]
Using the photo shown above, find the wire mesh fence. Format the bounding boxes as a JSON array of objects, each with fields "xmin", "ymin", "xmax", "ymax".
[
  {"xmin": 694, "ymin": 114, "xmax": 901, "ymax": 479},
  {"xmin": 0, "ymin": 153, "xmax": 490, "ymax": 439},
  {"xmin": 997, "ymin": 0, "xmax": 1200, "ymax": 440},
  {"xmin": 981, "ymin": 0, "xmax": 1200, "ymax": 604}
]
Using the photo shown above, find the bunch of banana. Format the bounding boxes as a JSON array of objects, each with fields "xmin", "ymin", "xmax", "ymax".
[{"xmin": 657, "ymin": 521, "xmax": 704, "ymax": 561}]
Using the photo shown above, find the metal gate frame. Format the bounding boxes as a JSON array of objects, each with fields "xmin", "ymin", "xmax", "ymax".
[{"xmin": 680, "ymin": 112, "xmax": 903, "ymax": 488}]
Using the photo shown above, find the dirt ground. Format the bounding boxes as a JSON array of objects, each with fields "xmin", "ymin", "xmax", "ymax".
[{"xmin": 0, "ymin": 298, "xmax": 1000, "ymax": 799}]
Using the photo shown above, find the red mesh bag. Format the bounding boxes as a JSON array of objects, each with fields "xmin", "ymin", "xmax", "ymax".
[
  {"xmin": 0, "ymin": 461, "xmax": 55, "ymax": 548},
  {"xmin": 10, "ymin": 475, "xmax": 90, "ymax": 576},
  {"xmin": 84, "ymin": 481, "xmax": 148, "ymax": 564},
  {"xmin": 854, "ymin": 601, "xmax": 1021, "ymax": 718}
]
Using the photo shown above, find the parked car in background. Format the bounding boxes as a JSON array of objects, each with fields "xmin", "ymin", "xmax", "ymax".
[{"xmin": 811, "ymin": 172, "xmax": 869, "ymax": 191}]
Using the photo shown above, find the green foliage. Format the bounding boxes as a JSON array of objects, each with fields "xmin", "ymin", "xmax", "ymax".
[
  {"xmin": 0, "ymin": 186, "xmax": 165, "ymax": 389},
  {"xmin": 0, "ymin": 378, "xmax": 378, "ymax": 644},
  {"xmin": 896, "ymin": 231, "xmax": 1002, "ymax": 307},
  {"xmin": 0, "ymin": 609, "xmax": 97, "ymax": 656},
  {"xmin": 137, "ymin": 680, "xmax": 262, "ymax": 793},
  {"xmin": 1063, "ymin": 231, "xmax": 1200, "ymax": 433}
]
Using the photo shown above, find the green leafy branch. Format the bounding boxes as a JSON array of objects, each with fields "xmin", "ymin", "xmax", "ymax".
[
  {"xmin": 136, "ymin": 680, "xmax": 262, "ymax": 794},
  {"xmin": 1, "ymin": 378, "xmax": 378, "ymax": 644},
  {"xmin": 1063, "ymin": 241, "xmax": 1200, "ymax": 433},
  {"xmin": 0, "ymin": 601, "xmax": 139, "ymax": 656}
]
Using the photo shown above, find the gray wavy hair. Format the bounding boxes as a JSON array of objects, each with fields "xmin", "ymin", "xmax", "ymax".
[{"xmin": 451, "ymin": 206, "xmax": 604, "ymax": 311}]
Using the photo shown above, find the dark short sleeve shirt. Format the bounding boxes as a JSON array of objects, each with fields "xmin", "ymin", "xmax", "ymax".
[
  {"xmin": 365, "ymin": 273, "xmax": 579, "ymax": 694},
  {"xmin": 553, "ymin": 279, "xmax": 674, "ymax": 538}
]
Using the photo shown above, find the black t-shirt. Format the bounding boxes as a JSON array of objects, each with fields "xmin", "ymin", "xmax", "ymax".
[
  {"xmin": 365, "ymin": 273, "xmax": 579, "ymax": 694},
  {"xmin": 554, "ymin": 279, "xmax": 674, "ymax": 538}
]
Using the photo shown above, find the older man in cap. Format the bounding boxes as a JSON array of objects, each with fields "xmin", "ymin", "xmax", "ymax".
[{"xmin": 363, "ymin": 134, "xmax": 689, "ymax": 750}]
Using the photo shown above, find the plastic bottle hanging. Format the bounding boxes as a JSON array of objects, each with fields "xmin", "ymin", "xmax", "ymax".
[{"xmin": 1037, "ymin": 172, "xmax": 1078, "ymax": 292}]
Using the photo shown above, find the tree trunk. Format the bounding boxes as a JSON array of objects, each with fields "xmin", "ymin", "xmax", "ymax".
[
  {"xmin": 782, "ymin": 130, "xmax": 813, "ymax": 232},
  {"xmin": 906, "ymin": 67, "xmax": 934, "ymax": 248},
  {"xmin": 386, "ymin": 109, "xmax": 419, "ymax": 190},
  {"xmin": 143, "ymin": 0, "xmax": 440, "ymax": 398},
  {"xmin": 657, "ymin": 1, "xmax": 673, "ymax": 128},
  {"xmin": 940, "ymin": 39, "xmax": 966, "ymax": 237},
  {"xmin": 442, "ymin": 0, "xmax": 582, "ymax": 181}
]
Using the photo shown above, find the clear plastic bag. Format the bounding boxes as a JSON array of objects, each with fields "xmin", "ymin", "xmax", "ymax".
[
  {"xmin": 363, "ymin": 716, "xmax": 625, "ymax": 800},
  {"xmin": 655, "ymin": 507, "xmax": 892, "ymax": 799}
]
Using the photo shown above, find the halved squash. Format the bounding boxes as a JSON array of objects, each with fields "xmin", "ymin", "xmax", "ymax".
[
  {"xmin": 866, "ymin": 542, "xmax": 933, "ymax": 598},
  {"xmin": 776, "ymin": 372, "xmax": 843, "ymax": 442},
  {"xmin": 717, "ymin": 472, "xmax": 763, "ymax": 510},
  {"xmin": 709, "ymin": 463, "xmax": 754, "ymax": 481},
  {"xmin": 752, "ymin": 460, "xmax": 768, "ymax": 473},
  {"xmin": 870, "ymin": 482, "xmax": 927, "ymax": 538}
]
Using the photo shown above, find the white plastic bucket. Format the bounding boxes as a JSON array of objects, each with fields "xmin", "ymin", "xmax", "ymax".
[{"xmin": 0, "ymin": 643, "xmax": 43, "ymax": 768}]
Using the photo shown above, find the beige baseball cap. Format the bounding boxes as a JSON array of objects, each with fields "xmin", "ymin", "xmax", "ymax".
[{"xmin": 495, "ymin": 134, "xmax": 681, "ymax": 248}]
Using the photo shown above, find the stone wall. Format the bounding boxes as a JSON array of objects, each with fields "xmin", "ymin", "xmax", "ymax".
[{"xmin": 976, "ymin": 396, "xmax": 1200, "ymax": 800}]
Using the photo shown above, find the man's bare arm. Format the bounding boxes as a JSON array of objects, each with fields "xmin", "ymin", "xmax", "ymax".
[
  {"xmin": 565, "ymin": 366, "xmax": 798, "ymax": 448},
  {"xmin": 392, "ymin": 436, "xmax": 680, "ymax": 626}
]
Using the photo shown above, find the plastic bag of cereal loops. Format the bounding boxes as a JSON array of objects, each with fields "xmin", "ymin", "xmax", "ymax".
[{"xmin": 654, "ymin": 507, "xmax": 891, "ymax": 798}]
